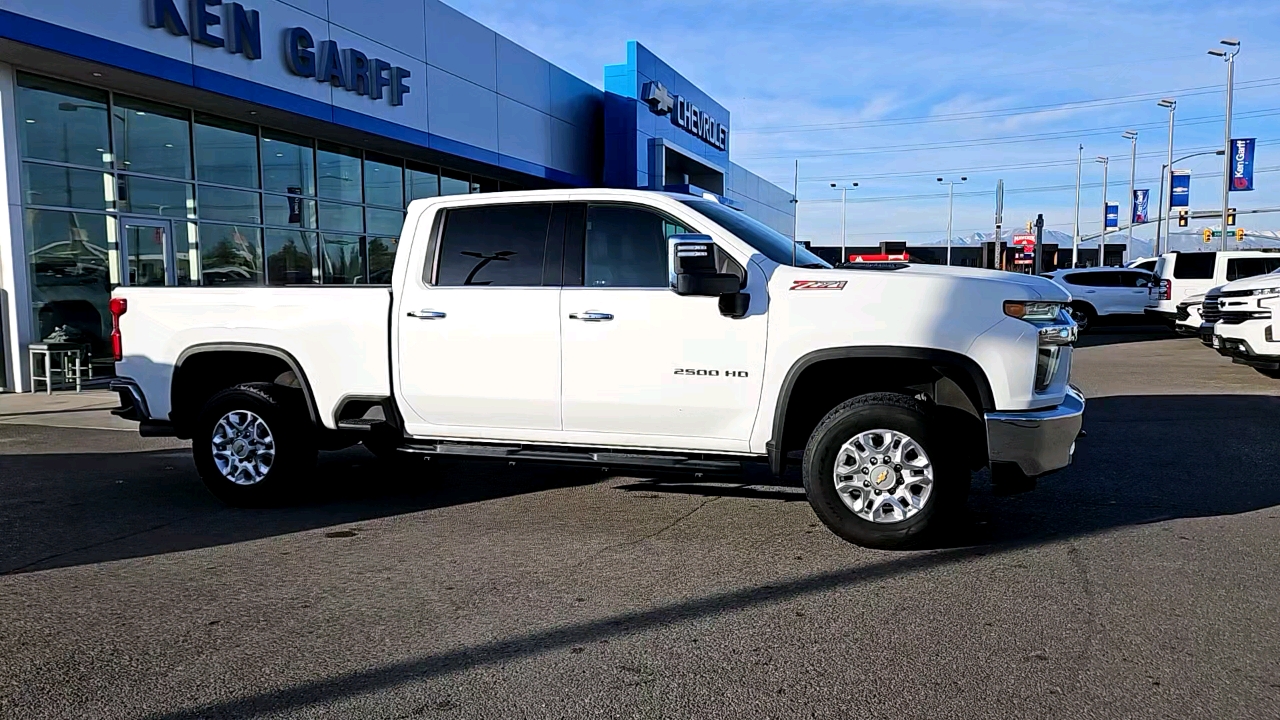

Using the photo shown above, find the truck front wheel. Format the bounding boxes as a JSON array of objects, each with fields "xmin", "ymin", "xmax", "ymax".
[
  {"xmin": 193, "ymin": 383, "xmax": 316, "ymax": 506},
  {"xmin": 802, "ymin": 393, "xmax": 968, "ymax": 549}
]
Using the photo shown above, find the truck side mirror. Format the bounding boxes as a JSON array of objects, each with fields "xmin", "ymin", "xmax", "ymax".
[{"xmin": 671, "ymin": 237, "xmax": 739, "ymax": 297}]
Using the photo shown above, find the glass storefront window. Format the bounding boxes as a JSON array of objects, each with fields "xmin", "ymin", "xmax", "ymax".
[
  {"xmin": 195, "ymin": 115, "xmax": 260, "ymax": 188},
  {"xmin": 174, "ymin": 222, "xmax": 196, "ymax": 286},
  {"xmin": 22, "ymin": 162, "xmax": 113, "ymax": 211},
  {"xmin": 24, "ymin": 209, "xmax": 112, "ymax": 351},
  {"xmin": 264, "ymin": 194, "xmax": 316, "ymax": 228},
  {"xmin": 198, "ymin": 186, "xmax": 262, "ymax": 224},
  {"xmin": 365, "ymin": 208, "xmax": 404, "ymax": 237},
  {"xmin": 261, "ymin": 129, "xmax": 315, "ymax": 196},
  {"xmin": 112, "ymin": 96, "xmax": 192, "ymax": 179},
  {"xmin": 118, "ymin": 176, "xmax": 194, "ymax": 218},
  {"xmin": 265, "ymin": 229, "xmax": 319, "ymax": 285},
  {"xmin": 440, "ymin": 169, "xmax": 470, "ymax": 196},
  {"xmin": 16, "ymin": 74, "xmax": 111, "ymax": 169},
  {"xmin": 319, "ymin": 234, "xmax": 365, "ymax": 284},
  {"xmin": 317, "ymin": 142, "xmax": 362, "ymax": 202},
  {"xmin": 368, "ymin": 236, "xmax": 398, "ymax": 285},
  {"xmin": 472, "ymin": 176, "xmax": 500, "ymax": 193},
  {"xmin": 364, "ymin": 153, "xmax": 403, "ymax": 208},
  {"xmin": 318, "ymin": 202, "xmax": 363, "ymax": 233},
  {"xmin": 406, "ymin": 163, "xmax": 439, "ymax": 202},
  {"xmin": 198, "ymin": 224, "xmax": 263, "ymax": 286}
]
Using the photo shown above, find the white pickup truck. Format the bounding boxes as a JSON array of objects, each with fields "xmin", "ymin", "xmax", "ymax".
[
  {"xmin": 1207, "ymin": 270, "xmax": 1280, "ymax": 378},
  {"xmin": 109, "ymin": 189, "xmax": 1083, "ymax": 548}
]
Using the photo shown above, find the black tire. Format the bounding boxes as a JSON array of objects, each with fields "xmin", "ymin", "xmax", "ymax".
[
  {"xmin": 1069, "ymin": 302, "xmax": 1096, "ymax": 333},
  {"xmin": 193, "ymin": 383, "xmax": 316, "ymax": 506},
  {"xmin": 802, "ymin": 393, "xmax": 969, "ymax": 549}
]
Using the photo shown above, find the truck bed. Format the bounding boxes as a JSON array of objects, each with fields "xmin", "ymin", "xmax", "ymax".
[{"xmin": 115, "ymin": 287, "xmax": 392, "ymax": 428}]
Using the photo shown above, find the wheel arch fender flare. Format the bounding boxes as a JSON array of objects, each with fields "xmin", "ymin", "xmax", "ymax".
[
  {"xmin": 172, "ymin": 342, "xmax": 321, "ymax": 428},
  {"xmin": 766, "ymin": 346, "xmax": 996, "ymax": 476}
]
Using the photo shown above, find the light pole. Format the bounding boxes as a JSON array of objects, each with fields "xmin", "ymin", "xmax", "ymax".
[
  {"xmin": 1096, "ymin": 156, "xmax": 1109, "ymax": 267},
  {"xmin": 937, "ymin": 176, "xmax": 967, "ymax": 266},
  {"xmin": 1122, "ymin": 130, "xmax": 1138, "ymax": 261},
  {"xmin": 1159, "ymin": 149, "xmax": 1225, "ymax": 248},
  {"xmin": 1156, "ymin": 99, "xmax": 1176, "ymax": 256},
  {"xmin": 1072, "ymin": 144, "xmax": 1083, "ymax": 268},
  {"xmin": 1209, "ymin": 39, "xmax": 1240, "ymax": 251},
  {"xmin": 830, "ymin": 181, "xmax": 859, "ymax": 263}
]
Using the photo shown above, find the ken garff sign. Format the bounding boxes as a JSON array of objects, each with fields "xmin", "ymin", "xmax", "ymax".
[
  {"xmin": 145, "ymin": 0, "xmax": 411, "ymax": 106},
  {"xmin": 642, "ymin": 80, "xmax": 728, "ymax": 152},
  {"xmin": 1231, "ymin": 138, "xmax": 1256, "ymax": 191}
]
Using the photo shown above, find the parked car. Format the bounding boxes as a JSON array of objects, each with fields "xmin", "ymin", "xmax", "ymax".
[
  {"xmin": 1148, "ymin": 250, "xmax": 1280, "ymax": 325},
  {"xmin": 109, "ymin": 189, "xmax": 1083, "ymax": 549},
  {"xmin": 1175, "ymin": 292, "xmax": 1207, "ymax": 336},
  {"xmin": 1127, "ymin": 257, "xmax": 1158, "ymax": 273},
  {"xmin": 1207, "ymin": 270, "xmax": 1280, "ymax": 378},
  {"xmin": 1042, "ymin": 267, "xmax": 1156, "ymax": 331}
]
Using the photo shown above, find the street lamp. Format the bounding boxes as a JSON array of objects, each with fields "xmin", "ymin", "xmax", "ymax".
[
  {"xmin": 937, "ymin": 176, "xmax": 967, "ymax": 266},
  {"xmin": 1209, "ymin": 38, "xmax": 1241, "ymax": 251},
  {"xmin": 830, "ymin": 181, "xmax": 859, "ymax": 263},
  {"xmin": 1072, "ymin": 144, "xmax": 1083, "ymax": 268},
  {"xmin": 1096, "ymin": 157, "xmax": 1109, "ymax": 267},
  {"xmin": 1122, "ymin": 130, "xmax": 1138, "ymax": 260},
  {"xmin": 1159, "ymin": 149, "xmax": 1226, "ymax": 245},
  {"xmin": 1155, "ymin": 99, "xmax": 1176, "ymax": 255}
]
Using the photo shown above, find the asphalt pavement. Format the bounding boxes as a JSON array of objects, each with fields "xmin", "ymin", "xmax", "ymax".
[{"xmin": 1, "ymin": 327, "xmax": 1278, "ymax": 719}]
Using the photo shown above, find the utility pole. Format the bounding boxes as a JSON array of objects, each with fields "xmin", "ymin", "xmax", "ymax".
[
  {"xmin": 830, "ymin": 182, "xmax": 859, "ymax": 264},
  {"xmin": 1096, "ymin": 156, "xmax": 1109, "ymax": 267},
  {"xmin": 1156, "ymin": 99, "xmax": 1176, "ymax": 256},
  {"xmin": 937, "ymin": 176, "xmax": 967, "ymax": 266},
  {"xmin": 1123, "ymin": 130, "xmax": 1138, "ymax": 263},
  {"xmin": 994, "ymin": 179, "xmax": 1004, "ymax": 270},
  {"xmin": 1072, "ymin": 144, "xmax": 1083, "ymax": 268},
  {"xmin": 1209, "ymin": 39, "xmax": 1240, "ymax": 252},
  {"xmin": 791, "ymin": 159, "xmax": 799, "ymax": 266}
]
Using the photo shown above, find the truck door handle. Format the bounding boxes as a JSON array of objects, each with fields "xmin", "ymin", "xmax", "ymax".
[
  {"xmin": 407, "ymin": 309, "xmax": 447, "ymax": 319},
  {"xmin": 568, "ymin": 311, "xmax": 613, "ymax": 322}
]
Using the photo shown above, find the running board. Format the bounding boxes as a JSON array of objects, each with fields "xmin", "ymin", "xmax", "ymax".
[{"xmin": 399, "ymin": 441, "xmax": 746, "ymax": 473}]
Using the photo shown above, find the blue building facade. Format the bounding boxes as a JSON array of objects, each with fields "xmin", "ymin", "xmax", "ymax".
[{"xmin": 0, "ymin": 0, "xmax": 794, "ymax": 389}]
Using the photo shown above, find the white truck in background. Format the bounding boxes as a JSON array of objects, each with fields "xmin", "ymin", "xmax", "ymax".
[
  {"xmin": 1207, "ymin": 270, "xmax": 1280, "ymax": 378},
  {"xmin": 110, "ymin": 189, "xmax": 1084, "ymax": 548}
]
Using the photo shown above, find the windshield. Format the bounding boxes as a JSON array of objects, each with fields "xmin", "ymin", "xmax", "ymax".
[{"xmin": 680, "ymin": 199, "xmax": 831, "ymax": 268}]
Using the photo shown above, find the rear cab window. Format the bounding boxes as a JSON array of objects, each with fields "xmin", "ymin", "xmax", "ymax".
[{"xmin": 1172, "ymin": 252, "xmax": 1216, "ymax": 280}]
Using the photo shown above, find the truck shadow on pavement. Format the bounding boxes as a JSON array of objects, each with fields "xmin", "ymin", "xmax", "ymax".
[{"xmin": 1073, "ymin": 323, "xmax": 1179, "ymax": 348}]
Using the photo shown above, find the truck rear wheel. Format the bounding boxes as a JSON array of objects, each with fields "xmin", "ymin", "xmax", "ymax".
[
  {"xmin": 802, "ymin": 393, "xmax": 968, "ymax": 549},
  {"xmin": 193, "ymin": 383, "xmax": 316, "ymax": 506}
]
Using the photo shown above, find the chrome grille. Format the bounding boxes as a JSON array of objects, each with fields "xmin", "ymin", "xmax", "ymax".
[{"xmin": 1202, "ymin": 296, "xmax": 1222, "ymax": 323}]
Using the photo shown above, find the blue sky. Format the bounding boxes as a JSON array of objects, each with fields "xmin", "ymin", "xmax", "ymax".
[{"xmin": 446, "ymin": 0, "xmax": 1280, "ymax": 248}]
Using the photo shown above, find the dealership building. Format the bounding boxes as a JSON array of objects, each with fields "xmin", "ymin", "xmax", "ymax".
[{"xmin": 0, "ymin": 0, "xmax": 795, "ymax": 390}]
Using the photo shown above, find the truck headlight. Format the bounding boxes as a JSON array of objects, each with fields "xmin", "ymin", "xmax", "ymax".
[
  {"xmin": 1035, "ymin": 347, "xmax": 1063, "ymax": 393},
  {"xmin": 1004, "ymin": 300, "xmax": 1063, "ymax": 322}
]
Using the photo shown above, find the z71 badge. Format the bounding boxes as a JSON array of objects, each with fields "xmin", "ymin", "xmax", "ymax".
[{"xmin": 790, "ymin": 280, "xmax": 847, "ymax": 291}]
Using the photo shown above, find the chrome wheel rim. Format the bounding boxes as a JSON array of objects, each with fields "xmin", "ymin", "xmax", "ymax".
[
  {"xmin": 211, "ymin": 410, "xmax": 276, "ymax": 485},
  {"xmin": 833, "ymin": 428, "xmax": 934, "ymax": 524}
]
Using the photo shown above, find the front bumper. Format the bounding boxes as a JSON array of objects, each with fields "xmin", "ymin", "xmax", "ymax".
[
  {"xmin": 1214, "ymin": 321, "xmax": 1280, "ymax": 370},
  {"xmin": 984, "ymin": 386, "xmax": 1085, "ymax": 477}
]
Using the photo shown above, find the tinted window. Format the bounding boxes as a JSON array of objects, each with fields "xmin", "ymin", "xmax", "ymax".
[
  {"xmin": 1118, "ymin": 271, "xmax": 1153, "ymax": 287},
  {"xmin": 16, "ymin": 73, "xmax": 111, "ymax": 169},
  {"xmin": 435, "ymin": 204, "xmax": 552, "ymax": 287},
  {"xmin": 364, "ymin": 153, "xmax": 402, "ymax": 208},
  {"xmin": 260, "ymin": 129, "xmax": 315, "ymax": 196},
  {"xmin": 317, "ymin": 142, "xmax": 362, "ymax": 202},
  {"xmin": 1172, "ymin": 252, "xmax": 1216, "ymax": 280},
  {"xmin": 584, "ymin": 205, "xmax": 687, "ymax": 288},
  {"xmin": 1226, "ymin": 257, "xmax": 1280, "ymax": 282},
  {"xmin": 680, "ymin": 199, "xmax": 828, "ymax": 268},
  {"xmin": 195, "ymin": 115, "xmax": 259, "ymax": 188},
  {"xmin": 1134, "ymin": 259, "xmax": 1157, "ymax": 272},
  {"xmin": 113, "ymin": 96, "xmax": 192, "ymax": 179},
  {"xmin": 1064, "ymin": 272, "xmax": 1116, "ymax": 287}
]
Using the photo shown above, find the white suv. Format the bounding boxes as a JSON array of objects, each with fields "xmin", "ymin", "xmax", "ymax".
[
  {"xmin": 1149, "ymin": 250, "xmax": 1280, "ymax": 324},
  {"xmin": 1208, "ymin": 270, "xmax": 1280, "ymax": 378},
  {"xmin": 1043, "ymin": 267, "xmax": 1155, "ymax": 331}
]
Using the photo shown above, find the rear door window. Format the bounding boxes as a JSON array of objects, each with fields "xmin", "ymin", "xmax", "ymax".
[
  {"xmin": 1172, "ymin": 252, "xmax": 1216, "ymax": 280},
  {"xmin": 1226, "ymin": 256, "xmax": 1280, "ymax": 281},
  {"xmin": 433, "ymin": 204, "xmax": 553, "ymax": 286},
  {"xmin": 1118, "ymin": 271, "xmax": 1153, "ymax": 287}
]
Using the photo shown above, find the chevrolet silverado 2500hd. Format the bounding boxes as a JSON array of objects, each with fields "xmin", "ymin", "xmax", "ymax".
[{"xmin": 110, "ymin": 189, "xmax": 1083, "ymax": 548}]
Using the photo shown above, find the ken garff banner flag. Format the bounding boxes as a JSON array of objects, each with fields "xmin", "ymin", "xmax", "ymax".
[
  {"xmin": 1105, "ymin": 202, "xmax": 1119, "ymax": 228},
  {"xmin": 1133, "ymin": 189, "xmax": 1150, "ymax": 223},
  {"xmin": 1231, "ymin": 138, "xmax": 1256, "ymax": 191},
  {"xmin": 1170, "ymin": 170, "xmax": 1191, "ymax": 207}
]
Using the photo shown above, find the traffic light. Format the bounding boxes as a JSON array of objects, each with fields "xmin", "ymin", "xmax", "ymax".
[
  {"xmin": 1178, "ymin": 209, "xmax": 1189, "ymax": 227},
  {"xmin": 1227, "ymin": 208, "xmax": 1237, "ymax": 226},
  {"xmin": 1236, "ymin": 228, "xmax": 1245, "ymax": 241},
  {"xmin": 1203, "ymin": 228, "xmax": 1213, "ymax": 243}
]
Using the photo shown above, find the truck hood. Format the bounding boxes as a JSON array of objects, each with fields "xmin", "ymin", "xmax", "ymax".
[
  {"xmin": 827, "ymin": 263, "xmax": 1069, "ymax": 302},
  {"xmin": 1219, "ymin": 270, "xmax": 1280, "ymax": 293}
]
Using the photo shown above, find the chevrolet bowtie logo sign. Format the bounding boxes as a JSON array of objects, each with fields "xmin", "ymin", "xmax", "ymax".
[
  {"xmin": 642, "ymin": 80, "xmax": 675, "ymax": 116},
  {"xmin": 640, "ymin": 80, "xmax": 727, "ymax": 152}
]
